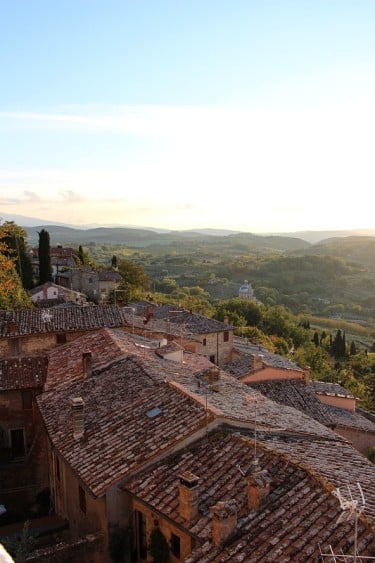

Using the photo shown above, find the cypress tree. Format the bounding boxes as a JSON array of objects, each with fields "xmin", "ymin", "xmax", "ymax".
[
  {"xmin": 78, "ymin": 245, "xmax": 85, "ymax": 264},
  {"xmin": 38, "ymin": 229, "xmax": 52, "ymax": 284},
  {"xmin": 313, "ymin": 331, "xmax": 320, "ymax": 347}
]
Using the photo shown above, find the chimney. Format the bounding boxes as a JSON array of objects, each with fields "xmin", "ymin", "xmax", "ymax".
[
  {"xmin": 210, "ymin": 500, "xmax": 238, "ymax": 546},
  {"xmin": 303, "ymin": 365, "xmax": 311, "ymax": 384},
  {"xmin": 223, "ymin": 315, "xmax": 229, "ymax": 324},
  {"xmin": 82, "ymin": 351, "xmax": 92, "ymax": 378},
  {"xmin": 71, "ymin": 397, "xmax": 85, "ymax": 440},
  {"xmin": 178, "ymin": 471, "xmax": 200, "ymax": 521},
  {"xmin": 251, "ymin": 353, "xmax": 264, "ymax": 373},
  {"xmin": 208, "ymin": 366, "xmax": 220, "ymax": 391},
  {"xmin": 245, "ymin": 464, "xmax": 271, "ymax": 510}
]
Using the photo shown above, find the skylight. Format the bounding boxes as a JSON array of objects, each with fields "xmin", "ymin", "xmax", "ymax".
[{"xmin": 146, "ymin": 407, "xmax": 162, "ymax": 419}]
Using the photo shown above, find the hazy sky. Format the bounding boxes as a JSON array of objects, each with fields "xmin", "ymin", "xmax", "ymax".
[{"xmin": 1, "ymin": 1, "xmax": 375, "ymax": 233}]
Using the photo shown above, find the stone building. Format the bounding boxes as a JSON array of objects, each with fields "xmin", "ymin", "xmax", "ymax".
[
  {"xmin": 0, "ymin": 356, "xmax": 49, "ymax": 515},
  {"xmin": 132, "ymin": 303, "xmax": 234, "ymax": 366},
  {"xmin": 30, "ymin": 282, "xmax": 87, "ymax": 307}
]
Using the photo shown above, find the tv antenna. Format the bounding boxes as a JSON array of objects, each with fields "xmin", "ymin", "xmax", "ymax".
[{"xmin": 319, "ymin": 483, "xmax": 375, "ymax": 562}]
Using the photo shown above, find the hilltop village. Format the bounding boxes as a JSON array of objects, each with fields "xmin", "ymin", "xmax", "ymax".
[{"xmin": 1, "ymin": 297, "xmax": 375, "ymax": 562}]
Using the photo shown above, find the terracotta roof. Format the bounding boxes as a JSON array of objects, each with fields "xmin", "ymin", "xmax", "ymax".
[
  {"xmin": 146, "ymin": 305, "xmax": 234, "ymax": 334},
  {"xmin": 37, "ymin": 354, "xmax": 211, "ymax": 497},
  {"xmin": 0, "ymin": 356, "xmax": 48, "ymax": 390},
  {"xmin": 312, "ymin": 380, "xmax": 356, "ymax": 399},
  {"xmin": 222, "ymin": 351, "xmax": 254, "ymax": 378},
  {"xmin": 171, "ymin": 366, "xmax": 338, "ymax": 440},
  {"xmin": 124, "ymin": 429, "xmax": 375, "ymax": 561},
  {"xmin": 0, "ymin": 305, "xmax": 128, "ymax": 337},
  {"xmin": 247, "ymin": 379, "xmax": 334, "ymax": 427},
  {"xmin": 259, "ymin": 435, "xmax": 375, "ymax": 523},
  {"xmin": 233, "ymin": 338, "xmax": 303, "ymax": 371},
  {"xmin": 325, "ymin": 404, "xmax": 375, "ymax": 433}
]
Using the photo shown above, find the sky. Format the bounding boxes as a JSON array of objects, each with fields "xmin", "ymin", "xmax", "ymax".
[{"xmin": 1, "ymin": 0, "xmax": 375, "ymax": 234}]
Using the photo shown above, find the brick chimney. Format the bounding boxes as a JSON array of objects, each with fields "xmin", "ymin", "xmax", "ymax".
[
  {"xmin": 251, "ymin": 354, "xmax": 264, "ymax": 372},
  {"xmin": 178, "ymin": 471, "xmax": 200, "ymax": 522},
  {"xmin": 210, "ymin": 500, "xmax": 238, "ymax": 546},
  {"xmin": 245, "ymin": 463, "xmax": 271, "ymax": 510},
  {"xmin": 208, "ymin": 366, "xmax": 220, "ymax": 392},
  {"xmin": 303, "ymin": 365, "xmax": 311, "ymax": 384},
  {"xmin": 71, "ymin": 397, "xmax": 85, "ymax": 440},
  {"xmin": 82, "ymin": 351, "xmax": 92, "ymax": 378}
]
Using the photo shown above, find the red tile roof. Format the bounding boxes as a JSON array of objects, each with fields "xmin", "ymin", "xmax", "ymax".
[
  {"xmin": 247, "ymin": 379, "xmax": 334, "ymax": 427},
  {"xmin": 124, "ymin": 429, "xmax": 375, "ymax": 561},
  {"xmin": 0, "ymin": 356, "xmax": 48, "ymax": 390},
  {"xmin": 0, "ymin": 305, "xmax": 128, "ymax": 337},
  {"xmin": 37, "ymin": 356, "xmax": 211, "ymax": 497}
]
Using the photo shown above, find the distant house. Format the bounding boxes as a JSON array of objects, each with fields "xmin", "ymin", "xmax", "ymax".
[
  {"xmin": 98, "ymin": 269, "xmax": 122, "ymax": 303},
  {"xmin": 225, "ymin": 341, "xmax": 309, "ymax": 383},
  {"xmin": 226, "ymin": 340, "xmax": 375, "ymax": 457},
  {"xmin": 57, "ymin": 268, "xmax": 122, "ymax": 303},
  {"xmin": 56, "ymin": 267, "xmax": 99, "ymax": 301},
  {"xmin": 29, "ymin": 245, "xmax": 77, "ymax": 283},
  {"xmin": 30, "ymin": 282, "xmax": 87, "ymax": 306},
  {"xmin": 132, "ymin": 303, "xmax": 235, "ymax": 366}
]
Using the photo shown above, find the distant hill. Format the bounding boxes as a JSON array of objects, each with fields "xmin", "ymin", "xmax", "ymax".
[
  {"xmin": 292, "ymin": 236, "xmax": 375, "ymax": 268},
  {"xmin": 23, "ymin": 224, "xmax": 311, "ymax": 253},
  {"xmin": 280, "ymin": 229, "xmax": 375, "ymax": 244}
]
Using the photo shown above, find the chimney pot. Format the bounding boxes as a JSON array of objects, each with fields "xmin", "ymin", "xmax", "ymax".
[
  {"xmin": 178, "ymin": 471, "xmax": 199, "ymax": 521},
  {"xmin": 208, "ymin": 366, "xmax": 220, "ymax": 391},
  {"xmin": 71, "ymin": 397, "xmax": 85, "ymax": 440},
  {"xmin": 82, "ymin": 351, "xmax": 92, "ymax": 378},
  {"xmin": 210, "ymin": 500, "xmax": 238, "ymax": 546},
  {"xmin": 246, "ymin": 467, "xmax": 271, "ymax": 510}
]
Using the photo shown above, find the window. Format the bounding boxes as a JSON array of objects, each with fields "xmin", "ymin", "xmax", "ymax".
[
  {"xmin": 223, "ymin": 331, "xmax": 229, "ymax": 342},
  {"xmin": 22, "ymin": 390, "xmax": 33, "ymax": 410},
  {"xmin": 202, "ymin": 338, "xmax": 207, "ymax": 346},
  {"xmin": 209, "ymin": 355, "xmax": 216, "ymax": 363},
  {"xmin": 56, "ymin": 333, "xmax": 67, "ymax": 344},
  {"xmin": 170, "ymin": 533, "xmax": 181, "ymax": 559},
  {"xmin": 78, "ymin": 485, "xmax": 86, "ymax": 514}
]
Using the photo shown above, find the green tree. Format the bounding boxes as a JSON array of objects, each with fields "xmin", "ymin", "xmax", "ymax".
[
  {"xmin": 313, "ymin": 331, "xmax": 320, "ymax": 347},
  {"xmin": 38, "ymin": 229, "xmax": 52, "ymax": 284},
  {"xmin": 111, "ymin": 255, "xmax": 118, "ymax": 269},
  {"xmin": 331, "ymin": 329, "xmax": 346, "ymax": 359},
  {"xmin": 0, "ymin": 231, "xmax": 32, "ymax": 309},
  {"xmin": 0, "ymin": 221, "xmax": 33, "ymax": 289},
  {"xmin": 114, "ymin": 259, "xmax": 150, "ymax": 302},
  {"xmin": 215, "ymin": 298, "xmax": 262, "ymax": 327}
]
